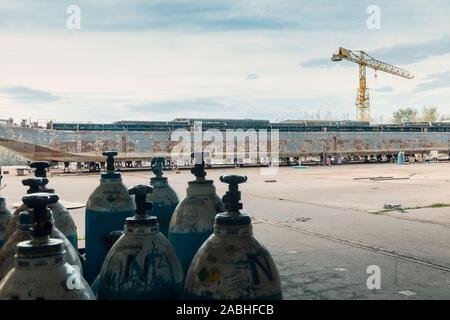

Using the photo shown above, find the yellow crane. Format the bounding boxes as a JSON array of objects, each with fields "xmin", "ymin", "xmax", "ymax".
[{"xmin": 332, "ymin": 47, "xmax": 414, "ymax": 122}]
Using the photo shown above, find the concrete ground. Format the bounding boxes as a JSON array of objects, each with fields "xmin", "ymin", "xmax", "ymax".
[{"xmin": 1, "ymin": 163, "xmax": 450, "ymax": 299}]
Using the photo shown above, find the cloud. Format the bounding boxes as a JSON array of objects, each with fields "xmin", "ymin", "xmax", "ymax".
[
  {"xmin": 246, "ymin": 73, "xmax": 259, "ymax": 80},
  {"xmin": 0, "ymin": 0, "xmax": 296, "ymax": 32},
  {"xmin": 126, "ymin": 97, "xmax": 225, "ymax": 114},
  {"xmin": 0, "ymin": 86, "xmax": 61, "ymax": 103},
  {"xmin": 374, "ymin": 86, "xmax": 394, "ymax": 93},
  {"xmin": 415, "ymin": 71, "xmax": 450, "ymax": 91},
  {"xmin": 301, "ymin": 35, "xmax": 450, "ymax": 68},
  {"xmin": 299, "ymin": 58, "xmax": 334, "ymax": 68},
  {"xmin": 371, "ymin": 35, "xmax": 450, "ymax": 65}
]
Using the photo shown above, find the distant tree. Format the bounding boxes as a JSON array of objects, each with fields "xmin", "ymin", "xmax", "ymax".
[
  {"xmin": 392, "ymin": 108, "xmax": 418, "ymax": 124},
  {"xmin": 420, "ymin": 106, "xmax": 439, "ymax": 123}
]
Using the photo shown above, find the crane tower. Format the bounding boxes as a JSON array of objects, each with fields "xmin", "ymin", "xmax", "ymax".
[{"xmin": 332, "ymin": 47, "xmax": 414, "ymax": 122}]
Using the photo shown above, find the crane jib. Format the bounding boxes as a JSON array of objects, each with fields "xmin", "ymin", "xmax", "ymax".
[{"xmin": 331, "ymin": 47, "xmax": 414, "ymax": 121}]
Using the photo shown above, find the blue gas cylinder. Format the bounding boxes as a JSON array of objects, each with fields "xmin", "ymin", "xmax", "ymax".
[
  {"xmin": 97, "ymin": 185, "xmax": 184, "ymax": 300},
  {"xmin": 184, "ymin": 175, "xmax": 283, "ymax": 300},
  {"xmin": 5, "ymin": 162, "xmax": 79, "ymax": 249},
  {"xmin": 0, "ymin": 193, "xmax": 94, "ymax": 300},
  {"xmin": 84, "ymin": 151, "xmax": 135, "ymax": 283},
  {"xmin": 168, "ymin": 153, "xmax": 224, "ymax": 274},
  {"xmin": 147, "ymin": 157, "xmax": 179, "ymax": 237},
  {"xmin": 32, "ymin": 162, "xmax": 79, "ymax": 248},
  {"xmin": 0, "ymin": 195, "xmax": 83, "ymax": 280}
]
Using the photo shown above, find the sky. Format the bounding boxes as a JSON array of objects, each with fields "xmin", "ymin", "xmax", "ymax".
[{"xmin": 0, "ymin": 0, "xmax": 449, "ymax": 123}]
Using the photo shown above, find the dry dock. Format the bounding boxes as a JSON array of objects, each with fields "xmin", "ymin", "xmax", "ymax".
[{"xmin": 2, "ymin": 163, "xmax": 450, "ymax": 299}]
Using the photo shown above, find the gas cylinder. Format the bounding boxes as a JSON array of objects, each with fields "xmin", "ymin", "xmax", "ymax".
[
  {"xmin": 147, "ymin": 157, "xmax": 179, "ymax": 237},
  {"xmin": 0, "ymin": 175, "xmax": 11, "ymax": 248},
  {"xmin": 31, "ymin": 161, "xmax": 78, "ymax": 249},
  {"xmin": 3, "ymin": 162, "xmax": 78, "ymax": 249},
  {"xmin": 84, "ymin": 151, "xmax": 135, "ymax": 283},
  {"xmin": 0, "ymin": 193, "xmax": 94, "ymax": 300},
  {"xmin": 184, "ymin": 175, "xmax": 283, "ymax": 300},
  {"xmin": 0, "ymin": 194, "xmax": 83, "ymax": 280},
  {"xmin": 3, "ymin": 177, "xmax": 48, "ymax": 241},
  {"xmin": 168, "ymin": 153, "xmax": 224, "ymax": 274},
  {"xmin": 97, "ymin": 185, "xmax": 184, "ymax": 300}
]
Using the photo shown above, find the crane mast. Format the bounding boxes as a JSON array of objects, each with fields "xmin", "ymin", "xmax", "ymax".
[{"xmin": 332, "ymin": 47, "xmax": 414, "ymax": 122}]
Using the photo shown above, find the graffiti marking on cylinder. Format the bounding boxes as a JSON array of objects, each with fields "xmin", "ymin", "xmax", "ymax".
[
  {"xmin": 207, "ymin": 267, "xmax": 220, "ymax": 282},
  {"xmin": 246, "ymin": 251, "xmax": 273, "ymax": 285},
  {"xmin": 197, "ymin": 267, "xmax": 209, "ymax": 282},
  {"xmin": 123, "ymin": 245, "xmax": 174, "ymax": 283}
]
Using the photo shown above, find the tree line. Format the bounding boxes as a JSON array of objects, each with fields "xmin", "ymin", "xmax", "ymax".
[{"xmin": 392, "ymin": 106, "xmax": 450, "ymax": 124}]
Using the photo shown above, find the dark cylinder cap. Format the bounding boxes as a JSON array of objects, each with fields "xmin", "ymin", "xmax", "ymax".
[
  {"xmin": 22, "ymin": 193, "xmax": 58, "ymax": 238},
  {"xmin": 220, "ymin": 175, "xmax": 247, "ymax": 213},
  {"xmin": 102, "ymin": 151, "xmax": 118, "ymax": 172},
  {"xmin": 129, "ymin": 185, "xmax": 153, "ymax": 216},
  {"xmin": 151, "ymin": 157, "xmax": 165, "ymax": 178},
  {"xmin": 22, "ymin": 178, "xmax": 49, "ymax": 194},
  {"xmin": 30, "ymin": 161, "xmax": 50, "ymax": 178},
  {"xmin": 191, "ymin": 152, "xmax": 209, "ymax": 179}
]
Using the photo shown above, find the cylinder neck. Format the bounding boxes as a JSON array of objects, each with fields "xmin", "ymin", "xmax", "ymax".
[
  {"xmin": 186, "ymin": 181, "xmax": 216, "ymax": 197},
  {"xmin": 15, "ymin": 238, "xmax": 66, "ymax": 266},
  {"xmin": 150, "ymin": 176, "xmax": 168, "ymax": 186},
  {"xmin": 100, "ymin": 172, "xmax": 121, "ymax": 181},
  {"xmin": 125, "ymin": 216, "xmax": 159, "ymax": 234},
  {"xmin": 214, "ymin": 211, "xmax": 253, "ymax": 236}
]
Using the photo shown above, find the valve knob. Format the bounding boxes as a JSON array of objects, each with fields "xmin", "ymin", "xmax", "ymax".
[
  {"xmin": 22, "ymin": 178, "xmax": 49, "ymax": 194},
  {"xmin": 129, "ymin": 185, "xmax": 153, "ymax": 215},
  {"xmin": 30, "ymin": 161, "xmax": 50, "ymax": 178},
  {"xmin": 102, "ymin": 151, "xmax": 118, "ymax": 172},
  {"xmin": 220, "ymin": 175, "xmax": 248, "ymax": 213},
  {"xmin": 22, "ymin": 193, "xmax": 59, "ymax": 238},
  {"xmin": 151, "ymin": 157, "xmax": 166, "ymax": 178},
  {"xmin": 190, "ymin": 152, "xmax": 209, "ymax": 179}
]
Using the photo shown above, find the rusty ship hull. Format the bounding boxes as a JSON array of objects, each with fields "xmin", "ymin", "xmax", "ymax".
[{"xmin": 1, "ymin": 119, "xmax": 450, "ymax": 162}]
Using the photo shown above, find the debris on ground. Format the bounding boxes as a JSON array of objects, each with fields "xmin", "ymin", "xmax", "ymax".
[
  {"xmin": 354, "ymin": 176, "xmax": 394, "ymax": 180},
  {"xmin": 265, "ymin": 179, "xmax": 277, "ymax": 183},
  {"xmin": 293, "ymin": 165, "xmax": 308, "ymax": 169},
  {"xmin": 354, "ymin": 176, "xmax": 410, "ymax": 181},
  {"xmin": 384, "ymin": 204, "xmax": 402, "ymax": 210},
  {"xmin": 293, "ymin": 217, "xmax": 311, "ymax": 223},
  {"xmin": 398, "ymin": 290, "xmax": 417, "ymax": 297}
]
